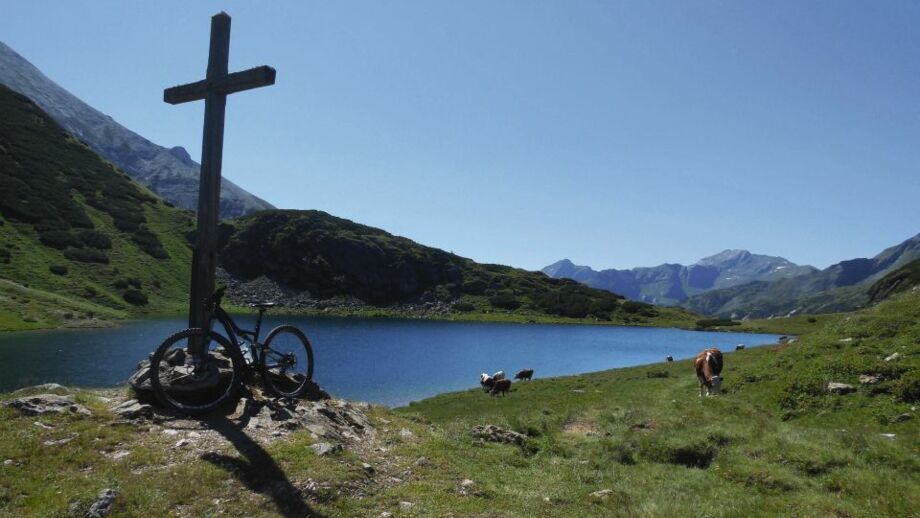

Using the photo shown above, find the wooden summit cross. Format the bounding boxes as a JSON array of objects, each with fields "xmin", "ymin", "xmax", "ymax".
[{"xmin": 164, "ymin": 12, "xmax": 275, "ymax": 339}]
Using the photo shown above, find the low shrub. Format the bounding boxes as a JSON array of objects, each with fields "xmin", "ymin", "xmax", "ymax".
[
  {"xmin": 452, "ymin": 301, "xmax": 475, "ymax": 312},
  {"xmin": 696, "ymin": 318, "xmax": 740, "ymax": 328},
  {"xmin": 77, "ymin": 229, "xmax": 112, "ymax": 249},
  {"xmin": 39, "ymin": 230, "xmax": 82, "ymax": 250},
  {"xmin": 122, "ymin": 289, "xmax": 148, "ymax": 306},
  {"xmin": 489, "ymin": 291, "xmax": 521, "ymax": 310},
  {"xmin": 63, "ymin": 247, "xmax": 109, "ymax": 264},
  {"xmin": 49, "ymin": 265, "xmax": 68, "ymax": 275},
  {"xmin": 894, "ymin": 371, "xmax": 920, "ymax": 403}
]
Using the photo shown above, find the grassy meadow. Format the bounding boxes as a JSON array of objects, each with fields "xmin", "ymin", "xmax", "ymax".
[{"xmin": 1, "ymin": 288, "xmax": 917, "ymax": 517}]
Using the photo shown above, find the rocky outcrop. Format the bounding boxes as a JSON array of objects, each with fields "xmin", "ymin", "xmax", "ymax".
[
  {"xmin": 86, "ymin": 489, "xmax": 117, "ymax": 518},
  {"xmin": 470, "ymin": 424, "xmax": 526, "ymax": 446},
  {"xmin": 3, "ymin": 394, "xmax": 91, "ymax": 416},
  {"xmin": 827, "ymin": 382, "xmax": 856, "ymax": 395}
]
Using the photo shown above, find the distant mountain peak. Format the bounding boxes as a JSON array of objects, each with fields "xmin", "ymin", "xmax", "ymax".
[
  {"xmin": 696, "ymin": 249, "xmax": 752, "ymax": 266},
  {"xmin": 168, "ymin": 146, "xmax": 194, "ymax": 165}
]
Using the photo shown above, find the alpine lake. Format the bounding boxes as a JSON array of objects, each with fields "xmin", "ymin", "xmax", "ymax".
[{"xmin": 0, "ymin": 316, "xmax": 780, "ymax": 407}]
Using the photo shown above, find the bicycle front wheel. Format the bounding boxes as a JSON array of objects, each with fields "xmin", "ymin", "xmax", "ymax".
[
  {"xmin": 149, "ymin": 328, "xmax": 245, "ymax": 415},
  {"xmin": 261, "ymin": 325, "xmax": 314, "ymax": 398}
]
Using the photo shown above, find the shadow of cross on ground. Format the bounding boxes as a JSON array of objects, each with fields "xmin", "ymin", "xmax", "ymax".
[{"xmin": 200, "ymin": 416, "xmax": 328, "ymax": 518}]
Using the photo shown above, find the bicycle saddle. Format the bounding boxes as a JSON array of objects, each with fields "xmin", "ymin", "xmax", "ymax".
[{"xmin": 249, "ymin": 302, "xmax": 277, "ymax": 309}]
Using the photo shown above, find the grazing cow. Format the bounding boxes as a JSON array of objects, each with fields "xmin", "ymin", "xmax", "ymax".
[
  {"xmin": 490, "ymin": 378, "xmax": 512, "ymax": 396},
  {"xmin": 694, "ymin": 348, "xmax": 724, "ymax": 396},
  {"xmin": 480, "ymin": 373, "xmax": 495, "ymax": 392},
  {"xmin": 666, "ymin": 355, "xmax": 674, "ymax": 362},
  {"xmin": 493, "ymin": 370, "xmax": 506, "ymax": 381},
  {"xmin": 735, "ymin": 344, "xmax": 745, "ymax": 351},
  {"xmin": 514, "ymin": 368, "xmax": 534, "ymax": 381}
]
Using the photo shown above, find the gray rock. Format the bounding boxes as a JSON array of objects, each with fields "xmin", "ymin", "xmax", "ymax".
[
  {"xmin": 3, "ymin": 394, "xmax": 91, "ymax": 416},
  {"xmin": 309, "ymin": 442, "xmax": 342, "ymax": 456},
  {"xmin": 827, "ymin": 382, "xmax": 856, "ymax": 395},
  {"xmin": 858, "ymin": 374, "xmax": 882, "ymax": 385},
  {"xmin": 361, "ymin": 462, "xmax": 375, "ymax": 474},
  {"xmin": 885, "ymin": 352, "xmax": 901, "ymax": 362},
  {"xmin": 590, "ymin": 489, "xmax": 614, "ymax": 501},
  {"xmin": 470, "ymin": 424, "xmax": 526, "ymax": 446},
  {"xmin": 398, "ymin": 428, "xmax": 415, "ymax": 439},
  {"xmin": 109, "ymin": 400, "xmax": 153, "ymax": 420},
  {"xmin": 12, "ymin": 383, "xmax": 69, "ymax": 395},
  {"xmin": 86, "ymin": 488, "xmax": 117, "ymax": 518}
]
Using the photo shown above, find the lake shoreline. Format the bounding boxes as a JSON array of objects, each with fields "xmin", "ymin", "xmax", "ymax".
[{"xmin": 0, "ymin": 303, "xmax": 801, "ymax": 336}]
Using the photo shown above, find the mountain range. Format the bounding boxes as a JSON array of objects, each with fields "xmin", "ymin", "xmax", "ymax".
[
  {"xmin": 0, "ymin": 41, "xmax": 272, "ymax": 218},
  {"xmin": 545, "ymin": 234, "xmax": 920, "ymax": 319},
  {"xmin": 684, "ymin": 234, "xmax": 920, "ymax": 318},
  {"xmin": 542, "ymin": 250, "xmax": 816, "ymax": 306}
]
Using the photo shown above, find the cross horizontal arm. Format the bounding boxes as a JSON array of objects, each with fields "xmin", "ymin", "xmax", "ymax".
[{"xmin": 163, "ymin": 65, "xmax": 277, "ymax": 104}]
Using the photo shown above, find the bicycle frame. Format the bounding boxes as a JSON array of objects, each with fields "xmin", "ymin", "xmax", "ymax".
[{"xmin": 202, "ymin": 288, "xmax": 269, "ymax": 369}]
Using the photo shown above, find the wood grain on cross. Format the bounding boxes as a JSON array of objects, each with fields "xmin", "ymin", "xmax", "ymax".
[{"xmin": 164, "ymin": 12, "xmax": 275, "ymax": 341}]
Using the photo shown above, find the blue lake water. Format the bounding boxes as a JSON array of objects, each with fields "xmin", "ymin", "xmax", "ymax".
[{"xmin": 0, "ymin": 317, "xmax": 780, "ymax": 407}]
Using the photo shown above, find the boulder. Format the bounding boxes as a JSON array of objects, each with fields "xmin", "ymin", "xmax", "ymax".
[
  {"xmin": 110, "ymin": 400, "xmax": 153, "ymax": 420},
  {"xmin": 884, "ymin": 352, "xmax": 901, "ymax": 362},
  {"xmin": 470, "ymin": 424, "xmax": 526, "ymax": 446},
  {"xmin": 86, "ymin": 488, "xmax": 117, "ymax": 518},
  {"xmin": 827, "ymin": 382, "xmax": 856, "ymax": 395},
  {"xmin": 12, "ymin": 383, "xmax": 69, "ymax": 395},
  {"xmin": 3, "ymin": 394, "xmax": 91, "ymax": 416},
  {"xmin": 309, "ymin": 442, "xmax": 342, "ymax": 456},
  {"xmin": 589, "ymin": 489, "xmax": 615, "ymax": 501},
  {"xmin": 858, "ymin": 374, "xmax": 882, "ymax": 385}
]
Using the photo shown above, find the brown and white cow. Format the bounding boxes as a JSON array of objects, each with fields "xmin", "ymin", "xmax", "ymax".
[{"xmin": 694, "ymin": 347, "xmax": 723, "ymax": 396}]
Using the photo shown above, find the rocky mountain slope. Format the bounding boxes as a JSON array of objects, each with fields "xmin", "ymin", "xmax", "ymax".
[
  {"xmin": 543, "ymin": 250, "xmax": 815, "ymax": 305},
  {"xmin": 685, "ymin": 233, "xmax": 920, "ymax": 318},
  {"xmin": 0, "ymin": 41, "xmax": 273, "ymax": 218},
  {"xmin": 217, "ymin": 210, "xmax": 696, "ymax": 325}
]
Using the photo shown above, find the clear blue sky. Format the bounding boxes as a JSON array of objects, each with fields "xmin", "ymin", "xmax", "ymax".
[{"xmin": 2, "ymin": 1, "xmax": 918, "ymax": 270}]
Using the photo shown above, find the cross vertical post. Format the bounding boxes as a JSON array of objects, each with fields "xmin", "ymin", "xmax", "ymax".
[{"xmin": 163, "ymin": 12, "xmax": 275, "ymax": 351}]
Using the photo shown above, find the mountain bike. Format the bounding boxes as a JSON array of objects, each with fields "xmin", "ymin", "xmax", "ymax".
[{"xmin": 149, "ymin": 286, "xmax": 314, "ymax": 415}]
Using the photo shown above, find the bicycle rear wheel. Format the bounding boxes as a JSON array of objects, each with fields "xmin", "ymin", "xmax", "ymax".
[
  {"xmin": 261, "ymin": 325, "xmax": 314, "ymax": 398},
  {"xmin": 149, "ymin": 328, "xmax": 245, "ymax": 415}
]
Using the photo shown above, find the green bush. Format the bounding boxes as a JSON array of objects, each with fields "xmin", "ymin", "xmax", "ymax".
[
  {"xmin": 696, "ymin": 318, "xmax": 740, "ymax": 328},
  {"xmin": 113, "ymin": 279, "xmax": 129, "ymax": 289},
  {"xmin": 122, "ymin": 289, "xmax": 149, "ymax": 306},
  {"xmin": 489, "ymin": 291, "xmax": 521, "ymax": 310},
  {"xmin": 77, "ymin": 229, "xmax": 112, "ymax": 249},
  {"xmin": 894, "ymin": 371, "xmax": 920, "ymax": 403},
  {"xmin": 38, "ymin": 230, "xmax": 82, "ymax": 250},
  {"xmin": 48, "ymin": 265, "xmax": 68, "ymax": 275},
  {"xmin": 452, "ymin": 301, "xmax": 475, "ymax": 312},
  {"xmin": 63, "ymin": 247, "xmax": 109, "ymax": 264}
]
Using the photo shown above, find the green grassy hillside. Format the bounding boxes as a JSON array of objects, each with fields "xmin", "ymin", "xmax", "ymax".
[{"xmin": 0, "ymin": 85, "xmax": 194, "ymax": 330}]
